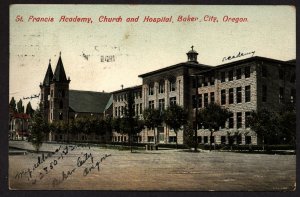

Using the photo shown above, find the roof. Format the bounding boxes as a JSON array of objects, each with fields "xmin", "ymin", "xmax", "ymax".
[
  {"xmin": 104, "ymin": 95, "xmax": 113, "ymax": 111},
  {"xmin": 138, "ymin": 62, "xmax": 212, "ymax": 78},
  {"xmin": 69, "ymin": 90, "xmax": 112, "ymax": 113},
  {"xmin": 42, "ymin": 61, "xmax": 54, "ymax": 86},
  {"xmin": 53, "ymin": 54, "xmax": 68, "ymax": 83},
  {"xmin": 111, "ymin": 85, "xmax": 142, "ymax": 94}
]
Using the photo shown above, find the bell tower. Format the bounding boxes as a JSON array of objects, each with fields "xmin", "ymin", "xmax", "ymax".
[
  {"xmin": 40, "ymin": 59, "xmax": 53, "ymax": 122},
  {"xmin": 49, "ymin": 52, "xmax": 71, "ymax": 123},
  {"xmin": 186, "ymin": 46, "xmax": 198, "ymax": 63}
]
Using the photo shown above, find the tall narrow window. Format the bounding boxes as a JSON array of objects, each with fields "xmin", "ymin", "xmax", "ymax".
[
  {"xmin": 159, "ymin": 99, "xmax": 165, "ymax": 112},
  {"xmin": 210, "ymin": 92, "xmax": 215, "ymax": 103},
  {"xmin": 159, "ymin": 80, "xmax": 165, "ymax": 94},
  {"xmin": 221, "ymin": 72, "xmax": 226, "ymax": 82},
  {"xmin": 228, "ymin": 70, "xmax": 233, "ymax": 81},
  {"xmin": 245, "ymin": 85, "xmax": 251, "ymax": 102},
  {"xmin": 262, "ymin": 85, "xmax": 267, "ymax": 102},
  {"xmin": 228, "ymin": 113, "xmax": 234, "ymax": 128},
  {"xmin": 169, "ymin": 78, "xmax": 176, "ymax": 92},
  {"xmin": 237, "ymin": 112, "xmax": 242, "ymax": 128},
  {"xmin": 236, "ymin": 87, "xmax": 242, "ymax": 103},
  {"xmin": 170, "ymin": 97, "xmax": 176, "ymax": 106},
  {"xmin": 204, "ymin": 93, "xmax": 208, "ymax": 107},
  {"xmin": 148, "ymin": 84, "xmax": 154, "ymax": 95},
  {"xmin": 210, "ymin": 76, "xmax": 215, "ymax": 86},
  {"xmin": 245, "ymin": 112, "xmax": 251, "ymax": 128},
  {"xmin": 229, "ymin": 88, "xmax": 234, "ymax": 104},
  {"xmin": 279, "ymin": 87, "xmax": 284, "ymax": 103},
  {"xmin": 139, "ymin": 103, "xmax": 143, "ymax": 114},
  {"xmin": 50, "ymin": 90, "xmax": 54, "ymax": 97},
  {"xmin": 149, "ymin": 100, "xmax": 154, "ymax": 109},
  {"xmin": 291, "ymin": 88, "xmax": 296, "ymax": 103},
  {"xmin": 236, "ymin": 68, "xmax": 241, "ymax": 80},
  {"xmin": 221, "ymin": 89, "xmax": 226, "ymax": 105},
  {"xmin": 245, "ymin": 66, "xmax": 251, "ymax": 78}
]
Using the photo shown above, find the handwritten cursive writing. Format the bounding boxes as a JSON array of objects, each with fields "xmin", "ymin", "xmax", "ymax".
[{"xmin": 222, "ymin": 51, "xmax": 255, "ymax": 62}]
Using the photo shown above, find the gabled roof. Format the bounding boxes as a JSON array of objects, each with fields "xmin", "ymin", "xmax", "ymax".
[
  {"xmin": 53, "ymin": 54, "xmax": 68, "ymax": 83},
  {"xmin": 104, "ymin": 95, "xmax": 113, "ymax": 111},
  {"xmin": 69, "ymin": 90, "xmax": 112, "ymax": 113},
  {"xmin": 138, "ymin": 62, "xmax": 212, "ymax": 78},
  {"xmin": 42, "ymin": 61, "xmax": 54, "ymax": 86}
]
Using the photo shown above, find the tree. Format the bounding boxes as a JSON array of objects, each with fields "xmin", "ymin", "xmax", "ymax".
[
  {"xmin": 164, "ymin": 104, "xmax": 187, "ymax": 149},
  {"xmin": 277, "ymin": 110, "xmax": 296, "ymax": 146},
  {"xmin": 30, "ymin": 103, "xmax": 49, "ymax": 152},
  {"xmin": 183, "ymin": 122, "xmax": 196, "ymax": 149},
  {"xmin": 17, "ymin": 99, "xmax": 24, "ymax": 113},
  {"xmin": 143, "ymin": 108, "xmax": 163, "ymax": 144},
  {"xmin": 197, "ymin": 103, "xmax": 230, "ymax": 151},
  {"xmin": 25, "ymin": 101, "xmax": 34, "ymax": 116},
  {"xmin": 9, "ymin": 97, "xmax": 17, "ymax": 112},
  {"xmin": 248, "ymin": 109, "xmax": 279, "ymax": 151}
]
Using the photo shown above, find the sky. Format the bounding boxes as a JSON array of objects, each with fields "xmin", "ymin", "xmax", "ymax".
[{"xmin": 9, "ymin": 5, "xmax": 296, "ymax": 109}]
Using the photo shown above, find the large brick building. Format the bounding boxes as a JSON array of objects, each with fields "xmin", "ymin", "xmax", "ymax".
[{"xmin": 40, "ymin": 48, "xmax": 296, "ymax": 145}]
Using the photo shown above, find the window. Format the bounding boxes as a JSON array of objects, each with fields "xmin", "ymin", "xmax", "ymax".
[
  {"xmin": 170, "ymin": 97, "xmax": 176, "ymax": 106},
  {"xmin": 139, "ymin": 103, "xmax": 143, "ymax": 114},
  {"xmin": 221, "ymin": 89, "xmax": 226, "ymax": 105},
  {"xmin": 279, "ymin": 87, "xmax": 284, "ymax": 103},
  {"xmin": 245, "ymin": 136, "xmax": 252, "ymax": 144},
  {"xmin": 59, "ymin": 112, "xmax": 63, "ymax": 120},
  {"xmin": 245, "ymin": 85, "xmax": 251, "ymax": 102},
  {"xmin": 148, "ymin": 84, "xmax": 154, "ymax": 95},
  {"xmin": 245, "ymin": 112, "xmax": 251, "ymax": 128},
  {"xmin": 210, "ymin": 76, "xmax": 215, "ymax": 86},
  {"xmin": 236, "ymin": 68, "xmax": 241, "ymax": 80},
  {"xmin": 262, "ymin": 66, "xmax": 268, "ymax": 77},
  {"xmin": 135, "ymin": 104, "xmax": 139, "ymax": 115},
  {"xmin": 149, "ymin": 100, "xmax": 154, "ymax": 109},
  {"xmin": 228, "ymin": 113, "xmax": 234, "ymax": 128},
  {"xmin": 50, "ymin": 90, "xmax": 54, "ymax": 97},
  {"xmin": 121, "ymin": 106, "xmax": 124, "ymax": 115},
  {"xmin": 228, "ymin": 70, "xmax": 233, "ymax": 81},
  {"xmin": 203, "ymin": 77, "xmax": 209, "ymax": 86},
  {"xmin": 59, "ymin": 100, "xmax": 63, "ymax": 109},
  {"xmin": 245, "ymin": 66, "xmax": 250, "ymax": 78},
  {"xmin": 169, "ymin": 79, "xmax": 176, "ymax": 92},
  {"xmin": 221, "ymin": 136, "xmax": 226, "ymax": 144},
  {"xmin": 229, "ymin": 88, "xmax": 234, "ymax": 104},
  {"xmin": 169, "ymin": 136, "xmax": 177, "ymax": 143},
  {"xmin": 237, "ymin": 112, "xmax": 242, "ymax": 129},
  {"xmin": 291, "ymin": 88, "xmax": 296, "ymax": 103},
  {"xmin": 115, "ymin": 107, "xmax": 118, "ymax": 116},
  {"xmin": 118, "ymin": 136, "xmax": 121, "ymax": 142},
  {"xmin": 236, "ymin": 135, "xmax": 242, "ymax": 144},
  {"xmin": 236, "ymin": 87, "xmax": 242, "ymax": 103},
  {"xmin": 159, "ymin": 81, "xmax": 165, "ymax": 94},
  {"xmin": 221, "ymin": 72, "xmax": 226, "ymax": 82},
  {"xmin": 262, "ymin": 85, "xmax": 267, "ymax": 102},
  {"xmin": 197, "ymin": 136, "xmax": 202, "ymax": 144},
  {"xmin": 204, "ymin": 93, "xmax": 208, "ymax": 107},
  {"xmin": 159, "ymin": 99, "xmax": 165, "ymax": 112},
  {"xmin": 279, "ymin": 68, "xmax": 284, "ymax": 80},
  {"xmin": 210, "ymin": 92, "xmax": 215, "ymax": 103},
  {"xmin": 204, "ymin": 136, "xmax": 208, "ymax": 143}
]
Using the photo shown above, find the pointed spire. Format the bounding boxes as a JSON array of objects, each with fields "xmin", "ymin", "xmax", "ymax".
[
  {"xmin": 42, "ymin": 59, "xmax": 54, "ymax": 86},
  {"xmin": 53, "ymin": 52, "xmax": 68, "ymax": 83}
]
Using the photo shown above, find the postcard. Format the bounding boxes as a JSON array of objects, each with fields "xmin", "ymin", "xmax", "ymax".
[{"xmin": 9, "ymin": 4, "xmax": 296, "ymax": 191}]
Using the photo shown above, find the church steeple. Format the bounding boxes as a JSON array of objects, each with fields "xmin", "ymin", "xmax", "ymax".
[
  {"xmin": 42, "ymin": 59, "xmax": 54, "ymax": 86},
  {"xmin": 53, "ymin": 52, "xmax": 69, "ymax": 83},
  {"xmin": 186, "ymin": 46, "xmax": 198, "ymax": 63}
]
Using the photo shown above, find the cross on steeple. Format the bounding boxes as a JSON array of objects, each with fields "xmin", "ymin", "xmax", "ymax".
[
  {"xmin": 59, "ymin": 51, "xmax": 61, "ymax": 57},
  {"xmin": 191, "ymin": 45, "xmax": 194, "ymax": 51}
]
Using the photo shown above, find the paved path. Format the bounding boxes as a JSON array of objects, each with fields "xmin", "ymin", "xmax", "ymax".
[{"xmin": 9, "ymin": 141, "xmax": 296, "ymax": 191}]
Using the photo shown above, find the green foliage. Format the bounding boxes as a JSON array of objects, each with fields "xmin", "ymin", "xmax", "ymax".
[
  {"xmin": 278, "ymin": 111, "xmax": 296, "ymax": 145},
  {"xmin": 143, "ymin": 108, "xmax": 163, "ymax": 130},
  {"xmin": 30, "ymin": 103, "xmax": 49, "ymax": 152},
  {"xmin": 197, "ymin": 103, "xmax": 231, "ymax": 131},
  {"xmin": 17, "ymin": 99, "xmax": 24, "ymax": 113},
  {"xmin": 25, "ymin": 102, "xmax": 34, "ymax": 116},
  {"xmin": 9, "ymin": 97, "xmax": 17, "ymax": 112}
]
